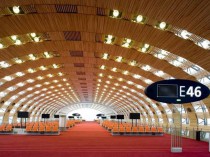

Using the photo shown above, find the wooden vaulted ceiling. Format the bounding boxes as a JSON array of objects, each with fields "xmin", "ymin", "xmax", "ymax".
[{"xmin": 0, "ymin": 0, "xmax": 209, "ymax": 120}]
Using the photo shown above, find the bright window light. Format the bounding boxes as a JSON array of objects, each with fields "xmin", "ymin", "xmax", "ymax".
[
  {"xmin": 4, "ymin": 76, "xmax": 13, "ymax": 81},
  {"xmin": 127, "ymin": 81, "xmax": 133, "ymax": 85},
  {"xmin": 34, "ymin": 37, "xmax": 40, "ymax": 42},
  {"xmin": 180, "ymin": 30, "xmax": 191, "ymax": 39},
  {"xmin": 100, "ymin": 65, "xmax": 106, "ymax": 69},
  {"xmin": 102, "ymin": 53, "xmax": 109, "ymax": 59},
  {"xmin": 16, "ymin": 72, "xmax": 25, "ymax": 77},
  {"xmin": 154, "ymin": 70, "xmax": 165, "ymax": 77},
  {"xmin": 199, "ymin": 40, "xmax": 210, "ymax": 49},
  {"xmin": 28, "ymin": 68, "xmax": 35, "ymax": 73},
  {"xmin": 17, "ymin": 82, "xmax": 24, "ymax": 87},
  {"xmin": 28, "ymin": 54, "xmax": 36, "ymax": 60},
  {"xmin": 141, "ymin": 65, "xmax": 151, "ymax": 71},
  {"xmin": 53, "ymin": 64, "xmax": 59, "ymax": 68},
  {"xmin": 0, "ymin": 61, "xmax": 10, "ymax": 68},
  {"xmin": 15, "ymin": 58, "xmax": 23, "ymax": 64},
  {"xmin": 111, "ymin": 67, "xmax": 117, "ymax": 72},
  {"xmin": 40, "ymin": 66, "xmax": 47, "ymax": 70},
  {"xmin": 44, "ymin": 51, "xmax": 51, "ymax": 58},
  {"xmin": 27, "ymin": 79, "xmax": 34, "ymax": 83},
  {"xmin": 133, "ymin": 74, "xmax": 141, "ymax": 79},
  {"xmin": 116, "ymin": 56, "xmax": 123, "ymax": 62},
  {"xmin": 145, "ymin": 79, "xmax": 153, "ymax": 84},
  {"xmin": 130, "ymin": 60, "xmax": 137, "ymax": 66},
  {"xmin": 37, "ymin": 76, "xmax": 43, "ymax": 80},
  {"xmin": 123, "ymin": 70, "xmax": 129, "ymax": 75},
  {"xmin": 58, "ymin": 72, "xmax": 63, "ymax": 76},
  {"xmin": 118, "ymin": 78, "xmax": 123, "ymax": 81},
  {"xmin": 99, "ymin": 73, "xmax": 103, "ymax": 77},
  {"xmin": 67, "ymin": 108, "xmax": 101, "ymax": 121}
]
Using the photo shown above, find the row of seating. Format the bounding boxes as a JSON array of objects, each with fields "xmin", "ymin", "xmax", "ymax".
[
  {"xmin": 102, "ymin": 120, "xmax": 164, "ymax": 134},
  {"xmin": 0, "ymin": 124, "xmax": 13, "ymax": 132},
  {"xmin": 25, "ymin": 121, "xmax": 59, "ymax": 132}
]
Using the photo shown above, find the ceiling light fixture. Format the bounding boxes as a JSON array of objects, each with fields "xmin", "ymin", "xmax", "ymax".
[
  {"xmin": 0, "ymin": 43, "xmax": 4, "ymax": 49},
  {"xmin": 12, "ymin": 6, "xmax": 21, "ymax": 14}
]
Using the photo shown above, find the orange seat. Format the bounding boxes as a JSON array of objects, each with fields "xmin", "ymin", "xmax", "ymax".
[
  {"xmin": 158, "ymin": 127, "xmax": 163, "ymax": 133},
  {"xmin": 132, "ymin": 126, "xmax": 139, "ymax": 133},
  {"xmin": 45, "ymin": 126, "xmax": 52, "ymax": 132},
  {"xmin": 119, "ymin": 127, "xmax": 125, "ymax": 133},
  {"xmin": 139, "ymin": 126, "xmax": 145, "ymax": 133},
  {"xmin": 125, "ymin": 127, "xmax": 132, "ymax": 133},
  {"xmin": 52, "ymin": 126, "xmax": 58, "ymax": 132},
  {"xmin": 151, "ymin": 127, "xmax": 157, "ymax": 132},
  {"xmin": 5, "ymin": 125, "xmax": 12, "ymax": 132},
  {"xmin": 39, "ymin": 126, "xmax": 45, "ymax": 132},
  {"xmin": 145, "ymin": 127, "xmax": 151, "ymax": 132},
  {"xmin": 32, "ymin": 126, "xmax": 38, "ymax": 132},
  {"xmin": 112, "ymin": 127, "xmax": 119, "ymax": 133},
  {"xmin": 26, "ymin": 126, "xmax": 32, "ymax": 132}
]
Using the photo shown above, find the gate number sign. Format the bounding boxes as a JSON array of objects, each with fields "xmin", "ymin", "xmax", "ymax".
[{"xmin": 145, "ymin": 79, "xmax": 209, "ymax": 104}]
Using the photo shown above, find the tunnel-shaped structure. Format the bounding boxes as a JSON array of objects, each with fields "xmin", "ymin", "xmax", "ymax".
[{"xmin": 0, "ymin": 0, "xmax": 209, "ymax": 131}]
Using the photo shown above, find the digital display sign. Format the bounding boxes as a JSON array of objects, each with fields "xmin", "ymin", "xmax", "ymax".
[{"xmin": 157, "ymin": 84, "xmax": 178, "ymax": 97}]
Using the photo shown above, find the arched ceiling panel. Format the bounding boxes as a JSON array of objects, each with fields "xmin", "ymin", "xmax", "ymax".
[{"xmin": 0, "ymin": 0, "xmax": 209, "ymax": 125}]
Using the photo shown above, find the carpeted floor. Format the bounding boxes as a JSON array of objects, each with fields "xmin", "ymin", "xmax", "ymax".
[{"xmin": 0, "ymin": 122, "xmax": 209, "ymax": 157}]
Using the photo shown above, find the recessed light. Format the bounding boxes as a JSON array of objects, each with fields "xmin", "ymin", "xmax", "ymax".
[
  {"xmin": 30, "ymin": 33, "xmax": 36, "ymax": 38},
  {"xmin": 11, "ymin": 35, "xmax": 17, "ymax": 41},
  {"xmin": 12, "ymin": 6, "xmax": 21, "ymax": 14},
  {"xmin": 112, "ymin": 10, "xmax": 120, "ymax": 18},
  {"xmin": 34, "ymin": 37, "xmax": 40, "ymax": 42},
  {"xmin": 14, "ymin": 40, "xmax": 22, "ymax": 45},
  {"xmin": 0, "ymin": 43, "xmax": 4, "ymax": 49},
  {"xmin": 159, "ymin": 22, "xmax": 167, "ymax": 29},
  {"xmin": 136, "ymin": 15, "xmax": 144, "ymax": 23}
]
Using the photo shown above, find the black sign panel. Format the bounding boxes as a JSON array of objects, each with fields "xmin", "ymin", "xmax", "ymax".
[
  {"xmin": 129, "ymin": 113, "xmax": 140, "ymax": 119},
  {"xmin": 42, "ymin": 114, "xmax": 50, "ymax": 118},
  {"xmin": 18, "ymin": 111, "xmax": 29, "ymax": 118},
  {"xmin": 145, "ymin": 79, "xmax": 209, "ymax": 104},
  {"xmin": 117, "ymin": 115, "xmax": 124, "ymax": 119},
  {"xmin": 110, "ymin": 115, "xmax": 116, "ymax": 119},
  {"xmin": 72, "ymin": 113, "xmax": 80, "ymax": 116},
  {"xmin": 54, "ymin": 115, "xmax": 59, "ymax": 118},
  {"xmin": 96, "ymin": 114, "xmax": 104, "ymax": 117}
]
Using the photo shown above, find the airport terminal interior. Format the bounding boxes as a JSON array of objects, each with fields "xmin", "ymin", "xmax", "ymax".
[{"xmin": 0, "ymin": 0, "xmax": 210, "ymax": 157}]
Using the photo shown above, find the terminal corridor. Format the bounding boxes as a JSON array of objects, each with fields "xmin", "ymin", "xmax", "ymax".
[{"xmin": 0, "ymin": 122, "xmax": 209, "ymax": 157}]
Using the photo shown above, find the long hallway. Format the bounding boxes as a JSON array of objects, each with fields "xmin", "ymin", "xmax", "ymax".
[{"xmin": 0, "ymin": 122, "xmax": 209, "ymax": 157}]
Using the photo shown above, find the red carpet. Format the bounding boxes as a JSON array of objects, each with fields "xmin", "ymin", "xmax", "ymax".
[{"xmin": 0, "ymin": 122, "xmax": 209, "ymax": 157}]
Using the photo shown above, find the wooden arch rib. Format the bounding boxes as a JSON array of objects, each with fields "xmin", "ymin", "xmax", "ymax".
[
  {"xmin": 0, "ymin": 14, "xmax": 209, "ymax": 71},
  {"xmin": 0, "ymin": 0, "xmax": 209, "ymax": 38}
]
